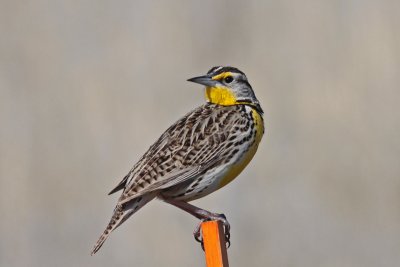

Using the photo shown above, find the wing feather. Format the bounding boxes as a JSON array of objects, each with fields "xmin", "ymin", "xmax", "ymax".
[{"xmin": 109, "ymin": 104, "xmax": 241, "ymax": 205}]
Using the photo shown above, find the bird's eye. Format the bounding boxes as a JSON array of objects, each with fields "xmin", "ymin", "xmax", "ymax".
[{"xmin": 224, "ymin": 76, "xmax": 233, "ymax": 83}]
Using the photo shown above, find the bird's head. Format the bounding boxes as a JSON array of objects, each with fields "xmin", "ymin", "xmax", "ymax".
[{"xmin": 188, "ymin": 66, "xmax": 263, "ymax": 114}]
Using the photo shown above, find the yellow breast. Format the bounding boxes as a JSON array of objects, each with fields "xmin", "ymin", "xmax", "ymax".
[{"xmin": 218, "ymin": 108, "xmax": 264, "ymax": 188}]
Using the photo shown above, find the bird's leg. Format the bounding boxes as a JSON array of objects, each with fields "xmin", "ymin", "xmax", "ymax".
[{"xmin": 162, "ymin": 198, "xmax": 231, "ymax": 248}]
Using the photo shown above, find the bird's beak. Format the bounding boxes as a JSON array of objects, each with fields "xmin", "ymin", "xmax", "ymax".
[{"xmin": 187, "ymin": 75, "xmax": 217, "ymax": 87}]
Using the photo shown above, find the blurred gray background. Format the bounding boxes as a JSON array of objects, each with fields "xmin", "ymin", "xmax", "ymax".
[{"xmin": 1, "ymin": 1, "xmax": 399, "ymax": 266}]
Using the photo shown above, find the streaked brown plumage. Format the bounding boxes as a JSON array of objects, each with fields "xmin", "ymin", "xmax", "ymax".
[{"xmin": 91, "ymin": 66, "xmax": 264, "ymax": 255}]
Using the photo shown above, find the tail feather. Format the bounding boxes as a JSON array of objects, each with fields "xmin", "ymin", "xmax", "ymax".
[
  {"xmin": 91, "ymin": 205, "xmax": 125, "ymax": 255},
  {"xmin": 90, "ymin": 194, "xmax": 155, "ymax": 255}
]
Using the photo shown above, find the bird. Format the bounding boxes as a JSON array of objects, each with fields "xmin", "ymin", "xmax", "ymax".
[{"xmin": 91, "ymin": 66, "xmax": 265, "ymax": 255}]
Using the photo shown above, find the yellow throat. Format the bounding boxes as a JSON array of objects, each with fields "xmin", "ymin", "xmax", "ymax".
[
  {"xmin": 205, "ymin": 86, "xmax": 237, "ymax": 106},
  {"xmin": 205, "ymin": 72, "xmax": 238, "ymax": 106}
]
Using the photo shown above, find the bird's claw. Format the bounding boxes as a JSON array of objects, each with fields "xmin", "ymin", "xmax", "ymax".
[
  {"xmin": 193, "ymin": 214, "xmax": 231, "ymax": 250},
  {"xmin": 193, "ymin": 220, "xmax": 205, "ymax": 250},
  {"xmin": 217, "ymin": 214, "xmax": 231, "ymax": 248},
  {"xmin": 221, "ymin": 218, "xmax": 231, "ymax": 248},
  {"xmin": 193, "ymin": 221, "xmax": 203, "ymax": 241},
  {"xmin": 224, "ymin": 224, "xmax": 231, "ymax": 248}
]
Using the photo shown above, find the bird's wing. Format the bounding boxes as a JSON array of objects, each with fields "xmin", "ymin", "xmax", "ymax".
[
  {"xmin": 118, "ymin": 154, "xmax": 224, "ymax": 205},
  {"xmin": 112, "ymin": 104, "xmax": 241, "ymax": 205},
  {"xmin": 108, "ymin": 174, "xmax": 129, "ymax": 195},
  {"xmin": 108, "ymin": 131, "xmax": 170, "ymax": 195}
]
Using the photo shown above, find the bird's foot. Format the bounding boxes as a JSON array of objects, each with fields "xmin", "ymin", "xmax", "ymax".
[{"xmin": 193, "ymin": 213, "xmax": 231, "ymax": 250}]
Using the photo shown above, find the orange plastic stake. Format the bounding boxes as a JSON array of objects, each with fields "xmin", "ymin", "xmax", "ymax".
[{"xmin": 201, "ymin": 221, "xmax": 229, "ymax": 267}]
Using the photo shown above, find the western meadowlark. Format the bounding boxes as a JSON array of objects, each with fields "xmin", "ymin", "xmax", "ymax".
[{"xmin": 91, "ymin": 66, "xmax": 264, "ymax": 255}]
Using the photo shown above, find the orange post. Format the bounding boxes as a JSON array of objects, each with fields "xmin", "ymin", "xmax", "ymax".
[{"xmin": 201, "ymin": 221, "xmax": 229, "ymax": 267}]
